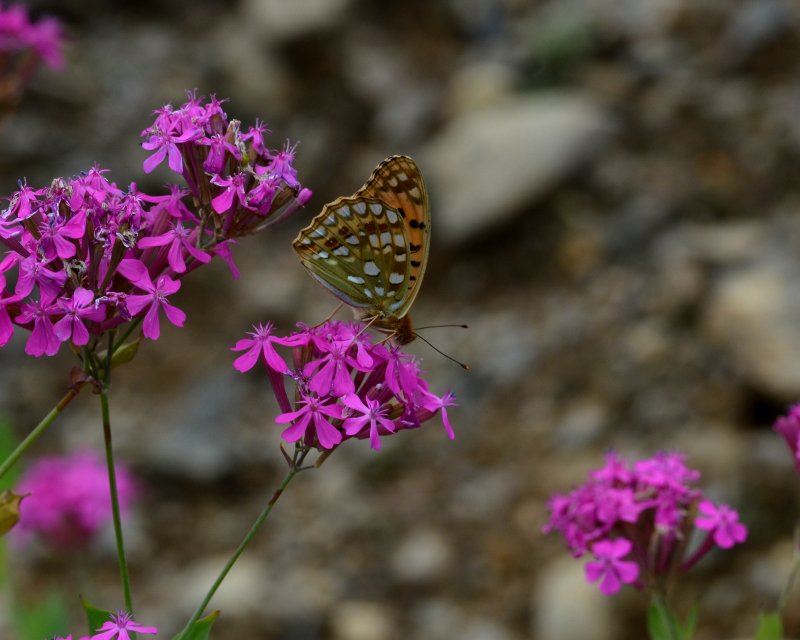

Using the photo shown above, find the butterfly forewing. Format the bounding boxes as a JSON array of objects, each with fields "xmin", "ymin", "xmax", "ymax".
[
  {"xmin": 293, "ymin": 156, "xmax": 430, "ymax": 325},
  {"xmin": 354, "ymin": 155, "xmax": 430, "ymax": 316}
]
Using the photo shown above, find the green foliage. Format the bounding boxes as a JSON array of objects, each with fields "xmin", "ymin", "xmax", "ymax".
[
  {"xmin": 13, "ymin": 591, "xmax": 70, "ymax": 640},
  {"xmin": 0, "ymin": 419, "xmax": 20, "ymax": 490},
  {"xmin": 526, "ymin": 7, "xmax": 594, "ymax": 85},
  {"xmin": 171, "ymin": 611, "xmax": 220, "ymax": 640},
  {"xmin": 647, "ymin": 598, "xmax": 697, "ymax": 640},
  {"xmin": 754, "ymin": 611, "xmax": 783, "ymax": 640},
  {"xmin": 81, "ymin": 595, "xmax": 113, "ymax": 635}
]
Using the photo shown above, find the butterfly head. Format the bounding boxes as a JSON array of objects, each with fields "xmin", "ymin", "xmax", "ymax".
[{"xmin": 373, "ymin": 312, "xmax": 416, "ymax": 346}]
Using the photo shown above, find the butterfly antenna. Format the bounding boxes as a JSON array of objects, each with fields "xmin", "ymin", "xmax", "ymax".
[
  {"xmin": 414, "ymin": 323, "xmax": 469, "ymax": 331},
  {"xmin": 413, "ymin": 332, "xmax": 470, "ymax": 370}
]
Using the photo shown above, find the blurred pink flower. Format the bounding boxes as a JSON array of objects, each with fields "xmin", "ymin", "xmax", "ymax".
[{"xmin": 13, "ymin": 450, "xmax": 137, "ymax": 550}]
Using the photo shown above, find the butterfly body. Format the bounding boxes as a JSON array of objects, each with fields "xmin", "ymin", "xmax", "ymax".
[{"xmin": 292, "ymin": 155, "xmax": 429, "ymax": 345}]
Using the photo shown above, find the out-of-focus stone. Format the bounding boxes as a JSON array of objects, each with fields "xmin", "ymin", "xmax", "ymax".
[{"xmin": 423, "ymin": 93, "xmax": 613, "ymax": 244}]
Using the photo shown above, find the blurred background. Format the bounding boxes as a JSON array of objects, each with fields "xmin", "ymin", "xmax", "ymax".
[{"xmin": 1, "ymin": 0, "xmax": 799, "ymax": 638}]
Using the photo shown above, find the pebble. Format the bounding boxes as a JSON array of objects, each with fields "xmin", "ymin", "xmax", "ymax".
[
  {"xmin": 422, "ymin": 93, "xmax": 613, "ymax": 244},
  {"xmin": 533, "ymin": 557, "xmax": 616, "ymax": 640}
]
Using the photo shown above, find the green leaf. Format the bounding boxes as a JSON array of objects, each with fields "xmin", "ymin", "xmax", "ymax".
[
  {"xmin": 754, "ymin": 611, "xmax": 783, "ymax": 640},
  {"xmin": 647, "ymin": 599, "xmax": 673, "ymax": 640},
  {"xmin": 171, "ymin": 611, "xmax": 220, "ymax": 640},
  {"xmin": 13, "ymin": 591, "xmax": 70, "ymax": 640},
  {"xmin": 98, "ymin": 338, "xmax": 142, "ymax": 370},
  {"xmin": 647, "ymin": 598, "xmax": 697, "ymax": 640},
  {"xmin": 680, "ymin": 602, "xmax": 698, "ymax": 640},
  {"xmin": 80, "ymin": 595, "xmax": 113, "ymax": 635},
  {"xmin": 0, "ymin": 418, "xmax": 21, "ymax": 490},
  {"xmin": 0, "ymin": 490, "xmax": 25, "ymax": 536}
]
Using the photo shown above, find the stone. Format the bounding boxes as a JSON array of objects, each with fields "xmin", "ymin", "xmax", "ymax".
[
  {"xmin": 390, "ymin": 527, "xmax": 453, "ymax": 584},
  {"xmin": 533, "ymin": 557, "xmax": 616, "ymax": 640},
  {"xmin": 331, "ymin": 601, "xmax": 395, "ymax": 640},
  {"xmin": 422, "ymin": 93, "xmax": 612, "ymax": 244},
  {"xmin": 704, "ymin": 256, "xmax": 800, "ymax": 397}
]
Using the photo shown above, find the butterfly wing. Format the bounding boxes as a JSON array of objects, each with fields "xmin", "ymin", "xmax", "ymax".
[
  {"xmin": 293, "ymin": 156, "xmax": 430, "ymax": 320},
  {"xmin": 355, "ymin": 155, "xmax": 430, "ymax": 318}
]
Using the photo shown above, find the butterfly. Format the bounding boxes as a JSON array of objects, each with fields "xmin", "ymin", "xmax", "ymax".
[{"xmin": 292, "ymin": 155, "xmax": 430, "ymax": 345}]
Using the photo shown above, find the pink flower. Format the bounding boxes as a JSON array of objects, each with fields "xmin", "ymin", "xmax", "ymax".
[
  {"xmin": 137, "ymin": 221, "xmax": 211, "ymax": 273},
  {"xmin": 342, "ymin": 394, "xmax": 396, "ymax": 450},
  {"xmin": 266, "ymin": 140, "xmax": 300, "ymax": 187},
  {"xmin": 774, "ymin": 403, "xmax": 800, "ymax": 472},
  {"xmin": 544, "ymin": 451, "xmax": 747, "ymax": 595},
  {"xmin": 210, "ymin": 172, "xmax": 250, "ymax": 213},
  {"xmin": 305, "ymin": 339, "xmax": 359, "ymax": 396},
  {"xmin": 231, "ymin": 322, "xmax": 291, "ymax": 373},
  {"xmin": 418, "ymin": 390, "xmax": 457, "ymax": 440},
  {"xmin": 13, "ymin": 450, "xmax": 137, "ymax": 550},
  {"xmin": 201, "ymin": 133, "xmax": 241, "ymax": 174},
  {"xmin": 585, "ymin": 538, "xmax": 640, "ymax": 595},
  {"xmin": 91, "ymin": 611, "xmax": 157, "ymax": 640},
  {"xmin": 117, "ymin": 259, "xmax": 185, "ymax": 340},
  {"xmin": 695, "ymin": 500, "xmax": 748, "ymax": 549},
  {"xmin": 141, "ymin": 125, "xmax": 201, "ymax": 174},
  {"xmin": 242, "ymin": 120, "xmax": 270, "ymax": 157},
  {"xmin": 275, "ymin": 394, "xmax": 344, "ymax": 450},
  {"xmin": 14, "ymin": 253, "xmax": 67, "ymax": 300},
  {"xmin": 38, "ymin": 208, "xmax": 87, "ymax": 260},
  {"xmin": 17, "ymin": 295, "xmax": 61, "ymax": 357},
  {"xmin": 53, "ymin": 287, "xmax": 106, "ymax": 346},
  {"xmin": 0, "ymin": 94, "xmax": 307, "ymax": 362},
  {"xmin": 239, "ymin": 320, "xmax": 457, "ymax": 451}
]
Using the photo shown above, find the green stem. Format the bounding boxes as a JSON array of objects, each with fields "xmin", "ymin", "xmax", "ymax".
[
  {"xmin": 778, "ymin": 523, "xmax": 800, "ymax": 611},
  {"xmin": 176, "ymin": 447, "xmax": 310, "ymax": 638},
  {"xmin": 649, "ymin": 593, "xmax": 684, "ymax": 640},
  {"xmin": 0, "ymin": 387, "xmax": 81, "ymax": 482},
  {"xmin": 99, "ymin": 385, "xmax": 134, "ymax": 614}
]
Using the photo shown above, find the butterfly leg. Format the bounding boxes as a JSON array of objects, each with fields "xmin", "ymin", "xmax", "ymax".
[
  {"xmin": 351, "ymin": 314, "xmax": 381, "ymax": 342},
  {"xmin": 311, "ymin": 302, "xmax": 345, "ymax": 328}
]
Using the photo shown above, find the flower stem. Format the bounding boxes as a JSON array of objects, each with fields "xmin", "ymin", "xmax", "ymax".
[
  {"xmin": 778, "ymin": 523, "xmax": 800, "ymax": 611},
  {"xmin": 0, "ymin": 386, "xmax": 81, "ymax": 482},
  {"xmin": 649, "ymin": 593, "xmax": 684, "ymax": 640},
  {"xmin": 99, "ymin": 384, "xmax": 134, "ymax": 614},
  {"xmin": 176, "ymin": 446, "xmax": 311, "ymax": 638}
]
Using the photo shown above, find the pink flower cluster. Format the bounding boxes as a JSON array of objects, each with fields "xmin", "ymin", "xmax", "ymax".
[
  {"xmin": 0, "ymin": 2, "xmax": 64, "ymax": 70},
  {"xmin": 233, "ymin": 320, "xmax": 456, "ymax": 450},
  {"xmin": 13, "ymin": 450, "xmax": 137, "ymax": 550},
  {"xmin": 543, "ymin": 451, "xmax": 747, "ymax": 595},
  {"xmin": 55, "ymin": 611, "xmax": 157, "ymax": 640},
  {"xmin": 141, "ymin": 92, "xmax": 311, "ymax": 229},
  {"xmin": 774, "ymin": 403, "xmax": 800, "ymax": 472},
  {"xmin": 0, "ymin": 95, "xmax": 307, "ymax": 357}
]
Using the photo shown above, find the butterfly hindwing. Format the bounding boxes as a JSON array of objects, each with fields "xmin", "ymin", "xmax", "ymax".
[{"xmin": 294, "ymin": 196, "xmax": 411, "ymax": 313}]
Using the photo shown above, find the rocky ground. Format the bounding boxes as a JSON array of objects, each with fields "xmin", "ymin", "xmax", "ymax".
[{"xmin": 2, "ymin": 0, "xmax": 800, "ymax": 639}]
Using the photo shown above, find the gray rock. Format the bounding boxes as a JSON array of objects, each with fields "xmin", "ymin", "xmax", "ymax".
[
  {"xmin": 161, "ymin": 554, "xmax": 268, "ymax": 620},
  {"xmin": 144, "ymin": 369, "xmax": 248, "ymax": 481},
  {"xmin": 422, "ymin": 93, "xmax": 613, "ymax": 244},
  {"xmin": 241, "ymin": 0, "xmax": 353, "ymax": 41},
  {"xmin": 390, "ymin": 527, "xmax": 453, "ymax": 584},
  {"xmin": 704, "ymin": 255, "xmax": 800, "ymax": 397},
  {"xmin": 533, "ymin": 557, "xmax": 616, "ymax": 640},
  {"xmin": 410, "ymin": 600, "xmax": 514, "ymax": 640},
  {"xmin": 725, "ymin": 0, "xmax": 793, "ymax": 63},
  {"xmin": 463, "ymin": 310, "xmax": 538, "ymax": 385},
  {"xmin": 330, "ymin": 601, "xmax": 396, "ymax": 640}
]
